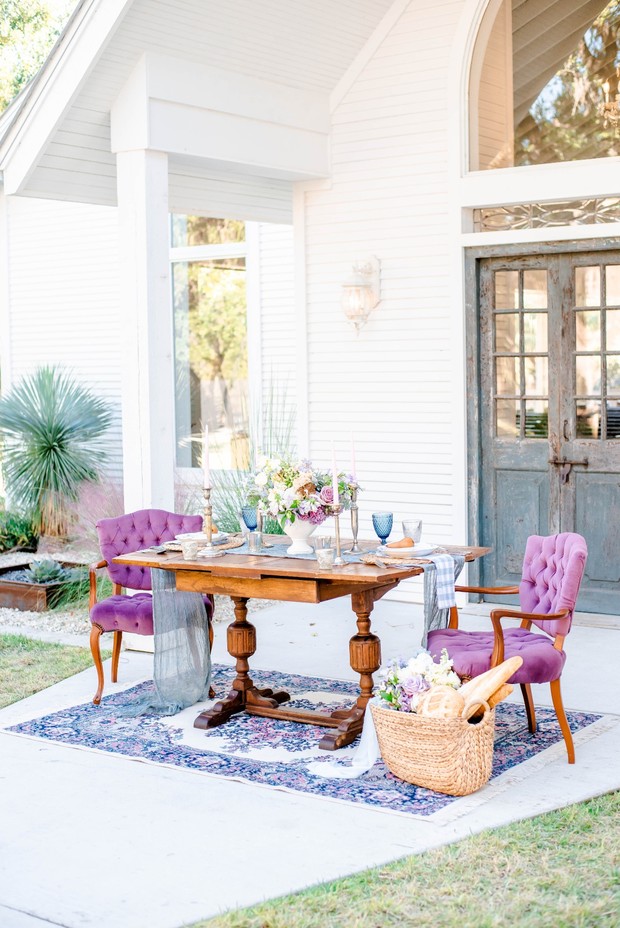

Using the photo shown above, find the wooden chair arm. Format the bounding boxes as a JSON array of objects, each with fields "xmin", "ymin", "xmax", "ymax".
[
  {"xmin": 488, "ymin": 607, "xmax": 570, "ymax": 666},
  {"xmin": 89, "ymin": 560, "xmax": 108, "ymax": 610},
  {"xmin": 455, "ymin": 584, "xmax": 520, "ymax": 595}
]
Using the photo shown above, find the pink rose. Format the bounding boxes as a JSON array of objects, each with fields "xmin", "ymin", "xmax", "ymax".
[{"xmin": 319, "ymin": 485, "xmax": 334, "ymax": 505}]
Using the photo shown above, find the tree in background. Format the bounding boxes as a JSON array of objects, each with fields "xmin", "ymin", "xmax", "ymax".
[{"xmin": 0, "ymin": 0, "xmax": 74, "ymax": 112}]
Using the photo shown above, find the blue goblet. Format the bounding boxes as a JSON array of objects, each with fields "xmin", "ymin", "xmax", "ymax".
[
  {"xmin": 372, "ymin": 511, "xmax": 393, "ymax": 547},
  {"xmin": 241, "ymin": 506, "xmax": 258, "ymax": 532}
]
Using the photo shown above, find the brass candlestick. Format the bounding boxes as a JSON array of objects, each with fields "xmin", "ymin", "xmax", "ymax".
[
  {"xmin": 326, "ymin": 503, "xmax": 345, "ymax": 566},
  {"xmin": 346, "ymin": 485, "xmax": 361, "ymax": 553},
  {"xmin": 202, "ymin": 486, "xmax": 216, "ymax": 556}
]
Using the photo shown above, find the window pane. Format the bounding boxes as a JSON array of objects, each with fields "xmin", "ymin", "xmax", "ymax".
[
  {"xmin": 496, "ymin": 400, "xmax": 519, "ymax": 438},
  {"xmin": 173, "ymin": 258, "xmax": 249, "ymax": 469},
  {"xmin": 607, "ymin": 310, "xmax": 620, "ymax": 351},
  {"xmin": 606, "ymin": 401, "xmax": 620, "ymax": 439},
  {"xmin": 171, "ymin": 216, "xmax": 245, "ymax": 248},
  {"xmin": 575, "ymin": 267, "xmax": 600, "ymax": 307},
  {"xmin": 606, "ymin": 265, "xmax": 620, "ymax": 305},
  {"xmin": 607, "ymin": 356, "xmax": 620, "ymax": 394},
  {"xmin": 523, "ymin": 313, "xmax": 548, "ymax": 352},
  {"xmin": 524, "ymin": 400, "xmax": 548, "ymax": 438},
  {"xmin": 496, "ymin": 356, "xmax": 519, "ymax": 395},
  {"xmin": 522, "ymin": 270, "xmax": 547, "ymax": 308},
  {"xmin": 494, "ymin": 271, "xmax": 519, "ymax": 309},
  {"xmin": 576, "ymin": 401, "xmax": 600, "ymax": 438},
  {"xmin": 575, "ymin": 311, "xmax": 601, "ymax": 351},
  {"xmin": 495, "ymin": 313, "xmax": 519, "ymax": 352},
  {"xmin": 575, "ymin": 356, "xmax": 601, "ymax": 395},
  {"xmin": 524, "ymin": 356, "xmax": 548, "ymax": 395}
]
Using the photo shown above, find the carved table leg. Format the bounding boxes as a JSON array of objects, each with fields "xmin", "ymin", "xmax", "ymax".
[
  {"xmin": 319, "ymin": 590, "xmax": 382, "ymax": 750},
  {"xmin": 194, "ymin": 596, "xmax": 290, "ymax": 730}
]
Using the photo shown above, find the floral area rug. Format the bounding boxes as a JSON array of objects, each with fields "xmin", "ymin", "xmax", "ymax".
[{"xmin": 6, "ymin": 664, "xmax": 603, "ymax": 818}]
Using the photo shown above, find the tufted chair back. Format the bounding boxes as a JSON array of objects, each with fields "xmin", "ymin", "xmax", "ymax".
[
  {"xmin": 519, "ymin": 533, "xmax": 588, "ymax": 638},
  {"xmin": 97, "ymin": 509, "xmax": 203, "ymax": 590}
]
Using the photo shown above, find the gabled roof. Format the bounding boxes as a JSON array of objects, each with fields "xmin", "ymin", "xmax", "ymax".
[{"xmin": 0, "ymin": 0, "xmax": 399, "ymax": 205}]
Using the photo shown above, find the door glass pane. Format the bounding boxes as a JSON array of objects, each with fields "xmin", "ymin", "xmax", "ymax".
[
  {"xmin": 524, "ymin": 356, "xmax": 548, "ymax": 395},
  {"xmin": 496, "ymin": 400, "xmax": 519, "ymax": 437},
  {"xmin": 495, "ymin": 313, "xmax": 519, "ymax": 352},
  {"xmin": 606, "ymin": 401, "xmax": 620, "ymax": 438},
  {"xmin": 605, "ymin": 265, "xmax": 620, "ymax": 305},
  {"xmin": 524, "ymin": 400, "xmax": 548, "ymax": 438},
  {"xmin": 494, "ymin": 271, "xmax": 519, "ymax": 309},
  {"xmin": 607, "ymin": 310, "xmax": 620, "ymax": 351},
  {"xmin": 496, "ymin": 356, "xmax": 519, "ymax": 394},
  {"xmin": 575, "ymin": 266, "xmax": 600, "ymax": 307},
  {"xmin": 607, "ymin": 356, "xmax": 620, "ymax": 394},
  {"xmin": 523, "ymin": 313, "xmax": 548, "ymax": 352},
  {"xmin": 576, "ymin": 401, "xmax": 600, "ymax": 438},
  {"xmin": 575, "ymin": 356, "xmax": 602, "ymax": 395},
  {"xmin": 575, "ymin": 311, "xmax": 601, "ymax": 351},
  {"xmin": 522, "ymin": 270, "xmax": 547, "ymax": 308}
]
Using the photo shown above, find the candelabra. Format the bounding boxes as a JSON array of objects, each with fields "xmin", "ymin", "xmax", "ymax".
[
  {"xmin": 326, "ymin": 503, "xmax": 345, "ymax": 566},
  {"xmin": 345, "ymin": 485, "xmax": 361, "ymax": 553}
]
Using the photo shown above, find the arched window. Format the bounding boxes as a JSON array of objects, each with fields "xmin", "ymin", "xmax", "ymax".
[{"xmin": 470, "ymin": 0, "xmax": 620, "ymax": 171}]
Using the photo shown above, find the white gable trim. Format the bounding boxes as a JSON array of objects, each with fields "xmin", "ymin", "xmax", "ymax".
[
  {"xmin": 0, "ymin": 0, "xmax": 135, "ymax": 196},
  {"xmin": 329, "ymin": 0, "xmax": 413, "ymax": 112}
]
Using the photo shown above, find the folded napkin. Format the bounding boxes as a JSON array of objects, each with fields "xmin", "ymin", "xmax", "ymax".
[{"xmin": 422, "ymin": 554, "xmax": 465, "ymax": 648}]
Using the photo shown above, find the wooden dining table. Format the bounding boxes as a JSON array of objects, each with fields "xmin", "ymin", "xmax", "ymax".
[{"xmin": 114, "ymin": 539, "xmax": 489, "ymax": 750}]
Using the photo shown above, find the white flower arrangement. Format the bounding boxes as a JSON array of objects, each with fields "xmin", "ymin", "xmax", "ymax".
[{"xmin": 376, "ymin": 648, "xmax": 461, "ymax": 712}]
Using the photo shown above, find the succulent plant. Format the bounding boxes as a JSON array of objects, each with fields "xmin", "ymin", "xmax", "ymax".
[{"xmin": 25, "ymin": 559, "xmax": 68, "ymax": 584}]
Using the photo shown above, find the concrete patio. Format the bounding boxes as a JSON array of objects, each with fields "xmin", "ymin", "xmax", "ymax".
[{"xmin": 1, "ymin": 598, "xmax": 619, "ymax": 928}]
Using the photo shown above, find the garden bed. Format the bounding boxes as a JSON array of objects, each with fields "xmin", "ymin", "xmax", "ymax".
[{"xmin": 0, "ymin": 561, "xmax": 85, "ymax": 611}]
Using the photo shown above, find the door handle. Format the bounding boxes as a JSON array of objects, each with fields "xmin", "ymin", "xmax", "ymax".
[{"xmin": 548, "ymin": 457, "xmax": 589, "ymax": 485}]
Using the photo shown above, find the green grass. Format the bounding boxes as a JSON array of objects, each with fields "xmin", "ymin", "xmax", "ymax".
[
  {"xmin": 194, "ymin": 791, "xmax": 620, "ymax": 928},
  {"xmin": 0, "ymin": 633, "xmax": 108, "ymax": 708}
]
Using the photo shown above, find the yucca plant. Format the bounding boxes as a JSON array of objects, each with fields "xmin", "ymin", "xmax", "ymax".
[{"xmin": 0, "ymin": 366, "xmax": 112, "ymax": 536}]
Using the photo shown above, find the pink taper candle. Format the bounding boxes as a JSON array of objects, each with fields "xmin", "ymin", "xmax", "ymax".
[
  {"xmin": 202, "ymin": 426, "xmax": 211, "ymax": 489},
  {"xmin": 332, "ymin": 444, "xmax": 339, "ymax": 507},
  {"xmin": 350, "ymin": 432, "xmax": 356, "ymax": 478}
]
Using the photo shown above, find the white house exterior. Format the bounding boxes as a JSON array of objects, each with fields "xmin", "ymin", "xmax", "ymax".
[{"xmin": 1, "ymin": 0, "xmax": 619, "ymax": 611}]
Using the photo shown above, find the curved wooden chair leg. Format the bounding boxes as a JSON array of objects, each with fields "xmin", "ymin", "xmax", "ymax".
[
  {"xmin": 520, "ymin": 683, "xmax": 536, "ymax": 733},
  {"xmin": 550, "ymin": 678, "xmax": 575, "ymax": 764},
  {"xmin": 90, "ymin": 625, "xmax": 105, "ymax": 705},
  {"xmin": 111, "ymin": 630, "xmax": 123, "ymax": 683}
]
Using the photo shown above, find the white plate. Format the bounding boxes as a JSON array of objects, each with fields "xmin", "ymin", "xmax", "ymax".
[
  {"xmin": 378, "ymin": 543, "xmax": 437, "ymax": 558},
  {"xmin": 175, "ymin": 531, "xmax": 227, "ymax": 543}
]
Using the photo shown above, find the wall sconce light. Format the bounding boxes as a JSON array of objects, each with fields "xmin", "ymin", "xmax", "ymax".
[{"xmin": 341, "ymin": 256, "xmax": 381, "ymax": 333}]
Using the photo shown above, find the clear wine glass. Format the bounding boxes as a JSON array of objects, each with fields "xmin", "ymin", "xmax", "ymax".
[
  {"xmin": 372, "ymin": 511, "xmax": 393, "ymax": 547},
  {"xmin": 241, "ymin": 506, "xmax": 258, "ymax": 532}
]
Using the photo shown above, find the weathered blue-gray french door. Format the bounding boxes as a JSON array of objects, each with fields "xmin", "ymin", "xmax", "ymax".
[{"xmin": 469, "ymin": 246, "xmax": 620, "ymax": 614}]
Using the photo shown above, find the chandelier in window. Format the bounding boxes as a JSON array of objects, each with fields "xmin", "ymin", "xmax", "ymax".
[{"xmin": 600, "ymin": 70, "xmax": 620, "ymax": 131}]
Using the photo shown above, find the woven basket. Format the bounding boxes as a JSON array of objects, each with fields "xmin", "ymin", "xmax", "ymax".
[{"xmin": 370, "ymin": 702, "xmax": 495, "ymax": 796}]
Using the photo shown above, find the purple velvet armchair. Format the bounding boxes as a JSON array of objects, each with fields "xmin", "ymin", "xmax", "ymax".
[
  {"xmin": 428, "ymin": 533, "xmax": 588, "ymax": 763},
  {"xmin": 89, "ymin": 509, "xmax": 214, "ymax": 705}
]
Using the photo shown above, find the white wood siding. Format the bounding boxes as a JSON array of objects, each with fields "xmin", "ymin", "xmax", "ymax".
[
  {"xmin": 5, "ymin": 196, "xmax": 124, "ymax": 481},
  {"xmin": 302, "ymin": 0, "xmax": 464, "ymax": 600}
]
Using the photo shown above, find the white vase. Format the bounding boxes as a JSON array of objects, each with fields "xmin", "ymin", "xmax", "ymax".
[{"xmin": 283, "ymin": 517, "xmax": 316, "ymax": 555}]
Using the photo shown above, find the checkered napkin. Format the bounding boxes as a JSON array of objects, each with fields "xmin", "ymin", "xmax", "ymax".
[{"xmin": 427, "ymin": 553, "xmax": 458, "ymax": 609}]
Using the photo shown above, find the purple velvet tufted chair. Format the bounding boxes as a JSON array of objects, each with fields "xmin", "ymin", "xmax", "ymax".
[
  {"xmin": 428, "ymin": 533, "xmax": 588, "ymax": 763},
  {"xmin": 89, "ymin": 509, "xmax": 214, "ymax": 705}
]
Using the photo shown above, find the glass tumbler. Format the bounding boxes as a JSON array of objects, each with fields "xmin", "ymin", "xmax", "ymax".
[
  {"xmin": 315, "ymin": 547, "xmax": 335, "ymax": 569},
  {"xmin": 402, "ymin": 519, "xmax": 423, "ymax": 543},
  {"xmin": 372, "ymin": 511, "xmax": 393, "ymax": 546}
]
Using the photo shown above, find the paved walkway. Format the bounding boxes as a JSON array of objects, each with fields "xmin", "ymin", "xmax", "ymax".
[{"xmin": 1, "ymin": 599, "xmax": 619, "ymax": 928}]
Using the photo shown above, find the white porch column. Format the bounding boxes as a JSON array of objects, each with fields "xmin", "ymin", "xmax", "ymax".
[{"xmin": 116, "ymin": 149, "xmax": 175, "ymax": 511}]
